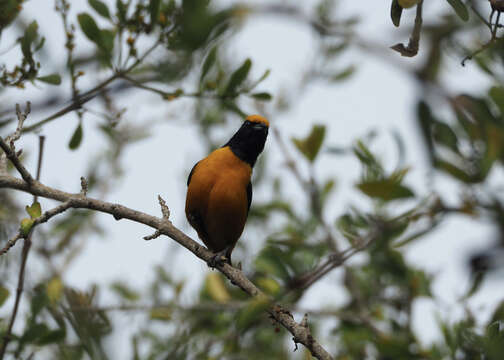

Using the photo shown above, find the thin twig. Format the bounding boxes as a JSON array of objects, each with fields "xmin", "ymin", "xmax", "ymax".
[
  {"xmin": 390, "ymin": 0, "xmax": 423, "ymax": 57},
  {"xmin": 0, "ymin": 235, "xmax": 31, "ymax": 360},
  {"xmin": 288, "ymin": 223, "xmax": 380, "ymax": 292},
  {"xmin": 273, "ymin": 127, "xmax": 338, "ymax": 252},
  {"xmin": 22, "ymin": 37, "xmax": 166, "ymax": 133},
  {"xmin": 0, "ymin": 104, "xmax": 33, "ymax": 184},
  {"xmin": 0, "ymin": 133, "xmax": 45, "ymax": 359},
  {"xmin": 33, "ymin": 136, "xmax": 45, "ymax": 203}
]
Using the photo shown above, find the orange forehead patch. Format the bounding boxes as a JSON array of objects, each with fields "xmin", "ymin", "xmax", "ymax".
[{"xmin": 246, "ymin": 114, "xmax": 269, "ymax": 127}]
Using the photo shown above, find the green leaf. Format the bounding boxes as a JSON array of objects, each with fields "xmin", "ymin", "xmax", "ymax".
[
  {"xmin": 20, "ymin": 21, "xmax": 39, "ymax": 60},
  {"xmin": 149, "ymin": 307, "xmax": 172, "ymax": 321},
  {"xmin": 391, "ymin": 0, "xmax": 403, "ymax": 27},
  {"xmin": 149, "ymin": 0, "xmax": 162, "ymax": 27},
  {"xmin": 417, "ymin": 101, "xmax": 435, "ymax": 164},
  {"xmin": 37, "ymin": 328, "xmax": 66, "ymax": 345},
  {"xmin": 77, "ymin": 13, "xmax": 102, "ymax": 47},
  {"xmin": 224, "ymin": 58, "xmax": 252, "ymax": 96},
  {"xmin": 200, "ymin": 46, "xmax": 217, "ymax": 83},
  {"xmin": 100, "ymin": 28, "xmax": 115, "ymax": 53},
  {"xmin": 46, "ymin": 277, "xmax": 63, "ymax": 304},
  {"xmin": 89, "ymin": 0, "xmax": 110, "ymax": 19},
  {"xmin": 69, "ymin": 124, "xmax": 83, "ymax": 150},
  {"xmin": 255, "ymin": 246, "xmax": 290, "ymax": 280},
  {"xmin": 433, "ymin": 121, "xmax": 458, "ymax": 151},
  {"xmin": 446, "ymin": 0, "xmax": 469, "ymax": 21},
  {"xmin": 357, "ymin": 180, "xmax": 414, "ymax": 201},
  {"xmin": 110, "ymin": 282, "xmax": 140, "ymax": 302},
  {"xmin": 237, "ymin": 296, "xmax": 270, "ymax": 330},
  {"xmin": 489, "ymin": 86, "xmax": 504, "ymax": 117},
  {"xmin": 331, "ymin": 65, "xmax": 356, "ymax": 82},
  {"xmin": 36, "ymin": 73, "xmax": 61, "ymax": 85},
  {"xmin": 31, "ymin": 286, "xmax": 49, "ymax": 318},
  {"xmin": 256, "ymin": 277, "xmax": 280, "ymax": 296},
  {"xmin": 26, "ymin": 201, "xmax": 41, "ymax": 219},
  {"xmin": 21, "ymin": 323, "xmax": 49, "ymax": 343},
  {"xmin": 251, "ymin": 92, "xmax": 272, "ymax": 101},
  {"xmin": 461, "ymin": 272, "xmax": 485, "ymax": 299},
  {"xmin": 434, "ymin": 159, "xmax": 477, "ymax": 183},
  {"xmin": 116, "ymin": 0, "xmax": 128, "ymax": 24},
  {"xmin": 0, "ymin": 286, "xmax": 9, "ymax": 308},
  {"xmin": 292, "ymin": 124, "xmax": 326, "ymax": 162},
  {"xmin": 204, "ymin": 273, "xmax": 230, "ymax": 303},
  {"xmin": 20, "ymin": 218, "xmax": 34, "ymax": 236}
]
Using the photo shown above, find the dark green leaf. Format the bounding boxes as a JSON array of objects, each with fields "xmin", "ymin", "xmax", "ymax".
[
  {"xmin": 149, "ymin": 0, "xmax": 162, "ymax": 27},
  {"xmin": 77, "ymin": 13, "xmax": 102, "ymax": 47},
  {"xmin": 31, "ymin": 287, "xmax": 49, "ymax": 318},
  {"xmin": 417, "ymin": 101, "xmax": 435, "ymax": 164},
  {"xmin": 100, "ymin": 29, "xmax": 115, "ymax": 53},
  {"xmin": 69, "ymin": 124, "xmax": 83, "ymax": 150},
  {"xmin": 251, "ymin": 92, "xmax": 272, "ymax": 101},
  {"xmin": 224, "ymin": 58, "xmax": 252, "ymax": 96},
  {"xmin": 391, "ymin": 0, "xmax": 403, "ymax": 27},
  {"xmin": 489, "ymin": 86, "xmax": 504, "ymax": 117},
  {"xmin": 222, "ymin": 100, "xmax": 246, "ymax": 117},
  {"xmin": 446, "ymin": 0, "xmax": 469, "ymax": 21},
  {"xmin": 292, "ymin": 124, "xmax": 326, "ymax": 162},
  {"xmin": 36, "ymin": 74, "xmax": 61, "ymax": 85},
  {"xmin": 110, "ymin": 282, "xmax": 140, "ymax": 302},
  {"xmin": 20, "ymin": 21, "xmax": 39, "ymax": 59},
  {"xmin": 0, "ymin": 286, "xmax": 9, "ymax": 308},
  {"xmin": 433, "ymin": 121, "xmax": 458, "ymax": 151},
  {"xmin": 434, "ymin": 159, "xmax": 477, "ymax": 183},
  {"xmin": 200, "ymin": 46, "xmax": 217, "ymax": 83},
  {"xmin": 331, "ymin": 65, "xmax": 356, "ymax": 82},
  {"xmin": 21, "ymin": 323, "xmax": 49, "ymax": 343},
  {"xmin": 491, "ymin": 301, "xmax": 504, "ymax": 323},
  {"xmin": 461, "ymin": 272, "xmax": 485, "ymax": 299},
  {"xmin": 357, "ymin": 180, "xmax": 415, "ymax": 201},
  {"xmin": 116, "ymin": 0, "xmax": 128, "ymax": 23},
  {"xmin": 89, "ymin": 0, "xmax": 110, "ymax": 19},
  {"xmin": 37, "ymin": 329, "xmax": 66, "ymax": 345}
]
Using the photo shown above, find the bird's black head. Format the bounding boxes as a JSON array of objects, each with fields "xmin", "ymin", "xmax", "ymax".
[{"xmin": 224, "ymin": 115, "xmax": 269, "ymax": 167}]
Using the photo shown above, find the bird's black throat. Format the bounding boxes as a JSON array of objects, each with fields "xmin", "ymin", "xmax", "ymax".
[{"xmin": 224, "ymin": 122, "xmax": 268, "ymax": 167}]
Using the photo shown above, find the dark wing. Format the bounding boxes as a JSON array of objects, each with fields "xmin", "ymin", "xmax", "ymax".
[
  {"xmin": 187, "ymin": 211, "xmax": 208, "ymax": 241},
  {"xmin": 187, "ymin": 161, "xmax": 200, "ymax": 186},
  {"xmin": 246, "ymin": 182, "xmax": 252, "ymax": 213}
]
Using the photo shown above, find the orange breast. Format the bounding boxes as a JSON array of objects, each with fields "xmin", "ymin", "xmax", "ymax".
[{"xmin": 185, "ymin": 147, "xmax": 252, "ymax": 252}]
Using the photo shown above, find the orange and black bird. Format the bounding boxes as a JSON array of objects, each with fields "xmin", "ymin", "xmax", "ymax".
[{"xmin": 185, "ymin": 115, "xmax": 269, "ymax": 266}]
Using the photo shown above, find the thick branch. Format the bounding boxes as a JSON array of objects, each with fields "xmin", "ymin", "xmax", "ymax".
[{"xmin": 0, "ymin": 175, "xmax": 333, "ymax": 360}]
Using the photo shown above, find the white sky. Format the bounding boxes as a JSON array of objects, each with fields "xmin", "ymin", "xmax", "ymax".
[{"xmin": 2, "ymin": 0, "xmax": 503, "ymax": 358}]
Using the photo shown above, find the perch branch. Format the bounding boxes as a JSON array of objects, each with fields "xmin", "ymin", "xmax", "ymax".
[{"xmin": 0, "ymin": 174, "xmax": 333, "ymax": 360}]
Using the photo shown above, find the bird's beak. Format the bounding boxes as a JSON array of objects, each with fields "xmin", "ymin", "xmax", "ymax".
[{"xmin": 252, "ymin": 123, "xmax": 268, "ymax": 132}]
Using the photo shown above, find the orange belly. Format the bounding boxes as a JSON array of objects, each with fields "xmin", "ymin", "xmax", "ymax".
[{"xmin": 185, "ymin": 147, "xmax": 252, "ymax": 252}]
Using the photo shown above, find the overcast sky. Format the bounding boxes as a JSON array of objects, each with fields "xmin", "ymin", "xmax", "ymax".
[{"xmin": 2, "ymin": 0, "xmax": 503, "ymax": 357}]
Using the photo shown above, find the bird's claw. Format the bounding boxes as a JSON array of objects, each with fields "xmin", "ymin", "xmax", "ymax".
[{"xmin": 207, "ymin": 249, "xmax": 231, "ymax": 268}]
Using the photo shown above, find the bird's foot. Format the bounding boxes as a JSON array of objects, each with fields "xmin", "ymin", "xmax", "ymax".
[{"xmin": 207, "ymin": 249, "xmax": 232, "ymax": 268}]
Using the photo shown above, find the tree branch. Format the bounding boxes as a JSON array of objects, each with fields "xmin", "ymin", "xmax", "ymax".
[{"xmin": 0, "ymin": 174, "xmax": 333, "ymax": 360}]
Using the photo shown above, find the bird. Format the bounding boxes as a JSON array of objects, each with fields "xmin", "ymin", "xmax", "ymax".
[{"xmin": 185, "ymin": 115, "xmax": 269, "ymax": 267}]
